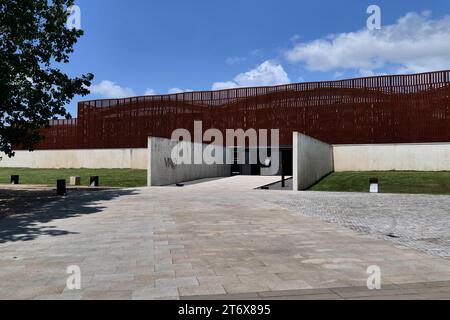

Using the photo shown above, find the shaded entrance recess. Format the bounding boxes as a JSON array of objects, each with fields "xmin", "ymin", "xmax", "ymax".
[{"xmin": 231, "ymin": 147, "xmax": 293, "ymax": 176}]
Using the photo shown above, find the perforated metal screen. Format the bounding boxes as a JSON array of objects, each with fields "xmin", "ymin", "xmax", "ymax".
[{"xmin": 34, "ymin": 70, "xmax": 450, "ymax": 149}]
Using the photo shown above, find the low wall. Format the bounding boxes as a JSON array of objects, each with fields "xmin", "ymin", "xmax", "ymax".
[
  {"xmin": 333, "ymin": 143, "xmax": 450, "ymax": 171},
  {"xmin": 0, "ymin": 149, "xmax": 147, "ymax": 169},
  {"xmin": 293, "ymin": 133, "xmax": 334, "ymax": 191},
  {"xmin": 148, "ymin": 137, "xmax": 231, "ymax": 186}
]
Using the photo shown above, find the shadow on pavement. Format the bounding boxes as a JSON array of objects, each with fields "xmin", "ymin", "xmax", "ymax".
[{"xmin": 0, "ymin": 187, "xmax": 137, "ymax": 244}]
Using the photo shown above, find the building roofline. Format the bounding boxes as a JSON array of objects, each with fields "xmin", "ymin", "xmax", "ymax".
[{"xmin": 80, "ymin": 69, "xmax": 450, "ymax": 104}]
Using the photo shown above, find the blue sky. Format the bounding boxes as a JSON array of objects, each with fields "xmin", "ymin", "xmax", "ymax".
[{"xmin": 64, "ymin": 0, "xmax": 450, "ymax": 115}]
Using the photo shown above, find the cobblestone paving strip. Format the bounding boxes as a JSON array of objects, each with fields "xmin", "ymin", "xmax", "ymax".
[{"xmin": 272, "ymin": 192, "xmax": 450, "ymax": 258}]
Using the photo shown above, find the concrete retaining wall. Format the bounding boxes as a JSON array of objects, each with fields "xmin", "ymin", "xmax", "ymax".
[
  {"xmin": 0, "ymin": 149, "xmax": 147, "ymax": 169},
  {"xmin": 148, "ymin": 137, "xmax": 231, "ymax": 186},
  {"xmin": 333, "ymin": 143, "xmax": 450, "ymax": 172},
  {"xmin": 4, "ymin": 139, "xmax": 449, "ymax": 180},
  {"xmin": 293, "ymin": 133, "xmax": 334, "ymax": 191}
]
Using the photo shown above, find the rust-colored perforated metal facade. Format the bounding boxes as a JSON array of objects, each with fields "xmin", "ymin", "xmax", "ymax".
[{"xmin": 35, "ymin": 70, "xmax": 450, "ymax": 149}]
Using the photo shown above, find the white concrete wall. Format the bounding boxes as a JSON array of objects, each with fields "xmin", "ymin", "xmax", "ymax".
[
  {"xmin": 333, "ymin": 143, "xmax": 450, "ymax": 172},
  {"xmin": 148, "ymin": 137, "xmax": 231, "ymax": 186},
  {"xmin": 293, "ymin": 133, "xmax": 334, "ymax": 191},
  {"xmin": 0, "ymin": 149, "xmax": 147, "ymax": 169}
]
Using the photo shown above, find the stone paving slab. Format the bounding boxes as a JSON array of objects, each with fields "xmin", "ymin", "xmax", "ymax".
[
  {"xmin": 181, "ymin": 280, "xmax": 450, "ymax": 300},
  {"xmin": 1, "ymin": 177, "xmax": 450, "ymax": 300}
]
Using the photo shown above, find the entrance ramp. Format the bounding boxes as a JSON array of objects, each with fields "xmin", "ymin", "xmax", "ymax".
[{"xmin": 178, "ymin": 175, "xmax": 285, "ymax": 191}]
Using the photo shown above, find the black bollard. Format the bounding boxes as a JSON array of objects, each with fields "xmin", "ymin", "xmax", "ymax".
[
  {"xmin": 369, "ymin": 177, "xmax": 379, "ymax": 193},
  {"xmin": 90, "ymin": 176, "xmax": 99, "ymax": 187},
  {"xmin": 10, "ymin": 175, "xmax": 19, "ymax": 185},
  {"xmin": 280, "ymin": 151, "xmax": 285, "ymax": 188},
  {"xmin": 57, "ymin": 180, "xmax": 66, "ymax": 196}
]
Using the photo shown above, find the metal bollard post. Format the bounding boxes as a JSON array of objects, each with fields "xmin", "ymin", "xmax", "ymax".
[
  {"xmin": 70, "ymin": 176, "xmax": 81, "ymax": 186},
  {"xmin": 369, "ymin": 177, "xmax": 379, "ymax": 193},
  {"xmin": 57, "ymin": 180, "xmax": 66, "ymax": 196},
  {"xmin": 90, "ymin": 176, "xmax": 99, "ymax": 187},
  {"xmin": 10, "ymin": 175, "xmax": 19, "ymax": 185},
  {"xmin": 281, "ymin": 151, "xmax": 285, "ymax": 188}
]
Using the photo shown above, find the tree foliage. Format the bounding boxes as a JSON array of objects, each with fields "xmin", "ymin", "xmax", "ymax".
[{"xmin": 0, "ymin": 0, "xmax": 93, "ymax": 156}]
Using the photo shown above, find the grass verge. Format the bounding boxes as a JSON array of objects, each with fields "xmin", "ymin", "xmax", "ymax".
[
  {"xmin": 309, "ymin": 171, "xmax": 450, "ymax": 195},
  {"xmin": 0, "ymin": 168, "xmax": 147, "ymax": 188}
]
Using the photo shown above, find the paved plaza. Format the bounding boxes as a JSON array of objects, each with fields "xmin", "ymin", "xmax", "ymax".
[{"xmin": 1, "ymin": 177, "xmax": 450, "ymax": 300}]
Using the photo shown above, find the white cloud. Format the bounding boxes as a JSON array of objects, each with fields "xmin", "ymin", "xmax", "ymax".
[
  {"xmin": 285, "ymin": 12, "xmax": 450, "ymax": 75},
  {"xmin": 290, "ymin": 34, "xmax": 301, "ymax": 43},
  {"xmin": 212, "ymin": 60, "xmax": 290, "ymax": 90},
  {"xmin": 333, "ymin": 71, "xmax": 345, "ymax": 79},
  {"xmin": 144, "ymin": 88, "xmax": 156, "ymax": 96},
  {"xmin": 225, "ymin": 56, "xmax": 246, "ymax": 65},
  {"xmin": 249, "ymin": 49, "xmax": 262, "ymax": 56},
  {"xmin": 168, "ymin": 88, "xmax": 193, "ymax": 94},
  {"xmin": 90, "ymin": 80, "xmax": 135, "ymax": 98},
  {"xmin": 211, "ymin": 81, "xmax": 239, "ymax": 91}
]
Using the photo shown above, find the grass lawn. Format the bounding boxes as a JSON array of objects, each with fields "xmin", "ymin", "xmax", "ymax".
[
  {"xmin": 310, "ymin": 171, "xmax": 450, "ymax": 195},
  {"xmin": 0, "ymin": 168, "xmax": 147, "ymax": 188}
]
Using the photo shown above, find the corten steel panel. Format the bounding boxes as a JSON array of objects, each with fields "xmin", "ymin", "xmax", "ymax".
[{"xmin": 32, "ymin": 70, "xmax": 450, "ymax": 150}]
